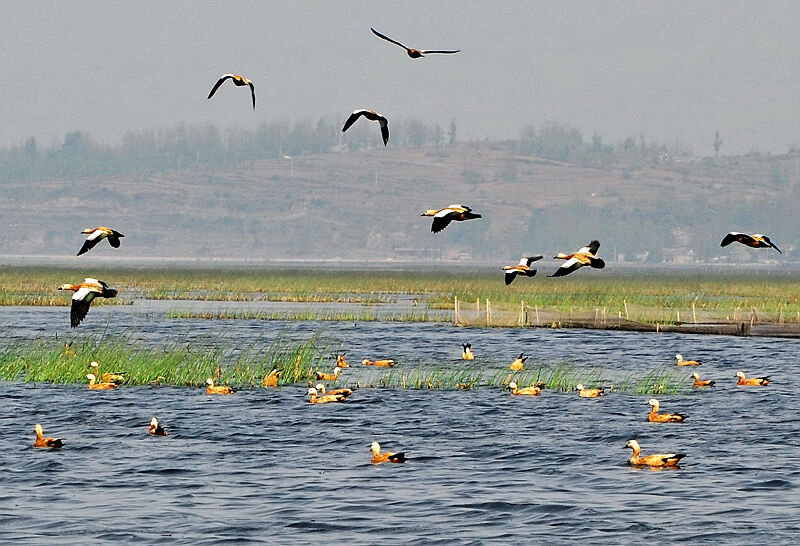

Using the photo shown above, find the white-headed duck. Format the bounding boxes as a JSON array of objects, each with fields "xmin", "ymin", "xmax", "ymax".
[
  {"xmin": 206, "ymin": 378, "xmax": 234, "ymax": 394},
  {"xmin": 77, "ymin": 226, "xmax": 124, "ymax": 256},
  {"xmin": 370, "ymin": 441, "xmax": 407, "ymax": 464},
  {"xmin": 342, "ymin": 109, "xmax": 389, "ymax": 146},
  {"xmin": 691, "ymin": 373, "xmax": 715, "ymax": 387},
  {"xmin": 315, "ymin": 367, "xmax": 342, "ymax": 381},
  {"xmin": 306, "ymin": 387, "xmax": 347, "ymax": 404},
  {"xmin": 86, "ymin": 373, "xmax": 118, "ymax": 390},
  {"xmin": 625, "ymin": 439, "xmax": 685, "ymax": 467},
  {"xmin": 315, "ymin": 383, "xmax": 354, "ymax": 398},
  {"xmin": 509, "ymin": 353, "xmax": 527, "ymax": 371},
  {"xmin": 675, "ymin": 354, "xmax": 700, "ymax": 366},
  {"xmin": 370, "ymin": 28, "xmax": 459, "ymax": 59},
  {"xmin": 207, "ymin": 74, "xmax": 255, "ymax": 109},
  {"xmin": 34, "ymin": 424, "xmax": 64, "ymax": 448},
  {"xmin": 550, "ymin": 240, "xmax": 605, "ymax": 277},
  {"xmin": 89, "ymin": 361, "xmax": 125, "ymax": 384},
  {"xmin": 576, "ymin": 383, "xmax": 604, "ymax": 397},
  {"xmin": 648, "ymin": 399, "xmax": 687, "ymax": 423},
  {"xmin": 362, "ymin": 359, "xmax": 395, "ymax": 367},
  {"xmin": 58, "ymin": 278, "xmax": 118, "ymax": 328},
  {"xmin": 504, "ymin": 256, "xmax": 543, "ymax": 285},
  {"xmin": 336, "ymin": 353, "xmax": 349, "ymax": 368},
  {"xmin": 421, "ymin": 204, "xmax": 482, "ymax": 233},
  {"xmin": 148, "ymin": 417, "xmax": 167, "ymax": 436},
  {"xmin": 507, "ymin": 381, "xmax": 541, "ymax": 396},
  {"xmin": 720, "ymin": 232, "xmax": 781, "ymax": 254},
  {"xmin": 461, "ymin": 343, "xmax": 475, "ymax": 360},
  {"xmin": 736, "ymin": 371, "xmax": 770, "ymax": 386}
]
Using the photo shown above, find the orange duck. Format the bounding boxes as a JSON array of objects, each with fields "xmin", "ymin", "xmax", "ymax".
[
  {"xmin": 691, "ymin": 373, "xmax": 715, "ymax": 387},
  {"xmin": 206, "ymin": 378, "xmax": 234, "ymax": 394},
  {"xmin": 647, "ymin": 399, "xmax": 686, "ymax": 423},
  {"xmin": 362, "ymin": 359, "xmax": 395, "ymax": 367},
  {"xmin": 735, "ymin": 371, "xmax": 770, "ymax": 386},
  {"xmin": 87, "ymin": 373, "xmax": 118, "ymax": 390},
  {"xmin": 370, "ymin": 441, "xmax": 406, "ymax": 464},
  {"xmin": 148, "ymin": 417, "xmax": 167, "ymax": 436},
  {"xmin": 625, "ymin": 439, "xmax": 685, "ymax": 467},
  {"xmin": 34, "ymin": 424, "xmax": 64, "ymax": 448}
]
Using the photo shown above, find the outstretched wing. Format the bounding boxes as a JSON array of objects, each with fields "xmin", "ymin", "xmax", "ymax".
[
  {"xmin": 550, "ymin": 257, "xmax": 583, "ymax": 277},
  {"xmin": 419, "ymin": 49, "xmax": 460, "ymax": 55},
  {"xmin": 505, "ymin": 270, "xmax": 518, "ymax": 285},
  {"xmin": 207, "ymin": 74, "xmax": 234, "ymax": 100},
  {"xmin": 342, "ymin": 110, "xmax": 367, "ymax": 133},
  {"xmin": 380, "ymin": 123, "xmax": 389, "ymax": 146},
  {"xmin": 431, "ymin": 210, "xmax": 454, "ymax": 233},
  {"xmin": 107, "ymin": 236, "xmax": 121, "ymax": 249},
  {"xmin": 720, "ymin": 232, "xmax": 747, "ymax": 247},
  {"xmin": 77, "ymin": 236, "xmax": 101, "ymax": 256},
  {"xmin": 248, "ymin": 81, "xmax": 256, "ymax": 109},
  {"xmin": 762, "ymin": 235, "xmax": 782, "ymax": 254},
  {"xmin": 70, "ymin": 288, "xmax": 96, "ymax": 328},
  {"xmin": 523, "ymin": 255, "xmax": 543, "ymax": 267},
  {"xmin": 371, "ymin": 28, "xmax": 409, "ymax": 50}
]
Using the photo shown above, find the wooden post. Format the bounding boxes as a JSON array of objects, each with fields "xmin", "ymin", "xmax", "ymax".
[
  {"xmin": 486, "ymin": 299, "xmax": 491, "ymax": 326},
  {"xmin": 624, "ymin": 300, "xmax": 629, "ymax": 320},
  {"xmin": 692, "ymin": 301, "xmax": 697, "ymax": 324},
  {"xmin": 677, "ymin": 310, "xmax": 681, "ymax": 323},
  {"xmin": 779, "ymin": 306, "xmax": 784, "ymax": 324},
  {"xmin": 519, "ymin": 300, "xmax": 526, "ymax": 326},
  {"xmin": 535, "ymin": 305, "xmax": 540, "ymax": 326}
]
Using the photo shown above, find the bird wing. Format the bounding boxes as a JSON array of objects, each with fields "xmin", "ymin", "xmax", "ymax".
[
  {"xmin": 550, "ymin": 257, "xmax": 583, "ymax": 277},
  {"xmin": 762, "ymin": 235, "xmax": 782, "ymax": 253},
  {"xmin": 430, "ymin": 214, "xmax": 453, "ymax": 233},
  {"xmin": 505, "ymin": 270, "xmax": 518, "ymax": 285},
  {"xmin": 720, "ymin": 232, "xmax": 747, "ymax": 247},
  {"xmin": 107, "ymin": 236, "xmax": 121, "ymax": 248},
  {"xmin": 523, "ymin": 255, "xmax": 543, "ymax": 267},
  {"xmin": 248, "ymin": 81, "xmax": 256, "ymax": 109},
  {"xmin": 70, "ymin": 289, "xmax": 96, "ymax": 328},
  {"xmin": 419, "ymin": 49, "xmax": 460, "ymax": 55},
  {"xmin": 77, "ymin": 230, "xmax": 106, "ymax": 256},
  {"xmin": 380, "ymin": 122, "xmax": 389, "ymax": 146},
  {"xmin": 582, "ymin": 240, "xmax": 600, "ymax": 255},
  {"xmin": 207, "ymin": 74, "xmax": 235, "ymax": 99},
  {"xmin": 371, "ymin": 28, "xmax": 409, "ymax": 50},
  {"xmin": 342, "ymin": 110, "xmax": 367, "ymax": 133}
]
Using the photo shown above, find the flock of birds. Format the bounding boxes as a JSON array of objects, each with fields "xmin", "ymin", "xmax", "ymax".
[{"xmin": 37, "ymin": 27, "xmax": 779, "ymax": 468}]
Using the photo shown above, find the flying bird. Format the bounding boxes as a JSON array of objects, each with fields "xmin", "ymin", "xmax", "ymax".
[
  {"xmin": 342, "ymin": 109, "xmax": 389, "ymax": 146},
  {"xmin": 504, "ymin": 256, "xmax": 543, "ymax": 285},
  {"xmin": 207, "ymin": 74, "xmax": 256, "ymax": 109},
  {"xmin": 421, "ymin": 204, "xmax": 482, "ymax": 233},
  {"xmin": 550, "ymin": 240, "xmax": 605, "ymax": 277},
  {"xmin": 57, "ymin": 278, "xmax": 118, "ymax": 328},
  {"xmin": 77, "ymin": 227, "xmax": 124, "ymax": 256},
  {"xmin": 720, "ymin": 232, "xmax": 781, "ymax": 254},
  {"xmin": 370, "ymin": 27, "xmax": 459, "ymax": 59}
]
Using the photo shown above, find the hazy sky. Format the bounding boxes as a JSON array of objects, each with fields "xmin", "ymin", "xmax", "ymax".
[{"xmin": 2, "ymin": 1, "xmax": 798, "ymax": 155}]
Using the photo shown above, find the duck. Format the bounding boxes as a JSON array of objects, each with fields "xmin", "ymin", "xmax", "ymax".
[
  {"xmin": 315, "ymin": 383, "xmax": 354, "ymax": 398},
  {"xmin": 206, "ymin": 378, "xmax": 234, "ymax": 394},
  {"xmin": 77, "ymin": 226, "xmax": 125, "ymax": 256},
  {"xmin": 461, "ymin": 343, "xmax": 475, "ymax": 360},
  {"xmin": 504, "ymin": 256, "xmax": 543, "ymax": 285},
  {"xmin": 506, "ymin": 381, "xmax": 541, "ymax": 396},
  {"xmin": 421, "ymin": 204, "xmax": 482, "ymax": 234},
  {"xmin": 86, "ymin": 373, "xmax": 118, "ymax": 390},
  {"xmin": 34, "ymin": 424, "xmax": 64, "ymax": 448},
  {"xmin": 362, "ymin": 359, "xmax": 396, "ymax": 367},
  {"xmin": 549, "ymin": 240, "xmax": 605, "ymax": 277},
  {"xmin": 63, "ymin": 342, "xmax": 76, "ymax": 357},
  {"xmin": 148, "ymin": 417, "xmax": 167, "ymax": 436},
  {"xmin": 509, "ymin": 353, "xmax": 527, "ymax": 371},
  {"xmin": 207, "ymin": 74, "xmax": 256, "ymax": 109},
  {"xmin": 315, "ymin": 367, "xmax": 342, "ymax": 381},
  {"xmin": 647, "ymin": 399, "xmax": 687, "ymax": 422},
  {"xmin": 57, "ymin": 278, "xmax": 118, "ymax": 328},
  {"xmin": 691, "ymin": 373, "xmax": 715, "ymax": 387},
  {"xmin": 735, "ymin": 371, "xmax": 770, "ymax": 386},
  {"xmin": 370, "ymin": 27, "xmax": 459, "ymax": 59},
  {"xmin": 370, "ymin": 441, "xmax": 407, "ymax": 464},
  {"xmin": 261, "ymin": 368, "xmax": 281, "ymax": 387},
  {"xmin": 576, "ymin": 383, "xmax": 604, "ymax": 397},
  {"xmin": 306, "ymin": 387, "xmax": 347, "ymax": 404},
  {"xmin": 675, "ymin": 353, "xmax": 700, "ymax": 366},
  {"xmin": 625, "ymin": 439, "xmax": 685, "ymax": 467},
  {"xmin": 336, "ymin": 353, "xmax": 349, "ymax": 368},
  {"xmin": 89, "ymin": 361, "xmax": 125, "ymax": 384},
  {"xmin": 720, "ymin": 232, "xmax": 781, "ymax": 254},
  {"xmin": 341, "ymin": 109, "xmax": 389, "ymax": 146}
]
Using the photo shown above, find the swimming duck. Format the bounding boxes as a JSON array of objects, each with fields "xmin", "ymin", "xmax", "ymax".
[
  {"xmin": 421, "ymin": 204, "xmax": 482, "ymax": 234},
  {"xmin": 342, "ymin": 109, "xmax": 389, "ymax": 146},
  {"xmin": 549, "ymin": 240, "xmax": 605, "ymax": 277},
  {"xmin": 207, "ymin": 74, "xmax": 256, "ymax": 109},
  {"xmin": 261, "ymin": 368, "xmax": 281, "ymax": 387},
  {"xmin": 370, "ymin": 441, "xmax": 407, "ymax": 464},
  {"xmin": 370, "ymin": 28, "xmax": 459, "ymax": 59},
  {"xmin": 306, "ymin": 387, "xmax": 347, "ymax": 404},
  {"xmin": 86, "ymin": 373, "xmax": 118, "ymax": 390},
  {"xmin": 504, "ymin": 256, "xmax": 543, "ymax": 285},
  {"xmin": 647, "ymin": 399, "xmax": 687, "ymax": 423},
  {"xmin": 315, "ymin": 383, "xmax": 354, "ymax": 398},
  {"xmin": 461, "ymin": 343, "xmax": 475, "ymax": 360},
  {"xmin": 77, "ymin": 226, "xmax": 125, "ymax": 256},
  {"xmin": 315, "ymin": 368, "xmax": 342, "ymax": 381},
  {"xmin": 735, "ymin": 371, "xmax": 770, "ymax": 386},
  {"xmin": 89, "ymin": 361, "xmax": 125, "ymax": 384},
  {"xmin": 675, "ymin": 354, "xmax": 700, "ymax": 366},
  {"xmin": 362, "ymin": 359, "xmax": 396, "ymax": 367},
  {"xmin": 148, "ymin": 417, "xmax": 167, "ymax": 436},
  {"xmin": 625, "ymin": 439, "xmax": 685, "ymax": 467},
  {"xmin": 509, "ymin": 353, "xmax": 527, "ymax": 371},
  {"xmin": 691, "ymin": 373, "xmax": 715, "ymax": 387},
  {"xmin": 206, "ymin": 378, "xmax": 234, "ymax": 394},
  {"xmin": 506, "ymin": 381, "xmax": 541, "ymax": 396},
  {"xmin": 720, "ymin": 232, "xmax": 781, "ymax": 254},
  {"xmin": 576, "ymin": 384, "xmax": 604, "ymax": 397},
  {"xmin": 34, "ymin": 424, "xmax": 64, "ymax": 448},
  {"xmin": 58, "ymin": 278, "xmax": 118, "ymax": 328},
  {"xmin": 336, "ymin": 353, "xmax": 349, "ymax": 368}
]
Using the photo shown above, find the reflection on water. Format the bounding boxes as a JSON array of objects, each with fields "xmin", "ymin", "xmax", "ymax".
[{"xmin": 1, "ymin": 304, "xmax": 799, "ymax": 543}]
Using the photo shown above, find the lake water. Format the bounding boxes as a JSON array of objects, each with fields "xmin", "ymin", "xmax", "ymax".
[{"xmin": 1, "ymin": 303, "xmax": 799, "ymax": 543}]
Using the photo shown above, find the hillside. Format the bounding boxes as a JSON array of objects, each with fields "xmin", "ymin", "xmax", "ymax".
[{"xmin": 2, "ymin": 142, "xmax": 798, "ymax": 263}]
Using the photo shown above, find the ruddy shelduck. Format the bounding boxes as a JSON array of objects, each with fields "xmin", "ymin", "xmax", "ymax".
[
  {"xmin": 461, "ymin": 343, "xmax": 475, "ymax": 360},
  {"xmin": 336, "ymin": 353, "xmax": 349, "ymax": 368},
  {"xmin": 77, "ymin": 226, "xmax": 124, "ymax": 256},
  {"xmin": 504, "ymin": 256, "xmax": 543, "ymax": 285},
  {"xmin": 315, "ymin": 367, "xmax": 342, "ymax": 381},
  {"xmin": 576, "ymin": 383, "xmax": 604, "ymax": 397},
  {"xmin": 720, "ymin": 232, "xmax": 781, "ymax": 254},
  {"xmin": 625, "ymin": 439, "xmax": 685, "ymax": 467},
  {"xmin": 207, "ymin": 74, "xmax": 256, "ymax": 109},
  {"xmin": 315, "ymin": 383, "xmax": 354, "ymax": 398},
  {"xmin": 58, "ymin": 278, "xmax": 118, "ymax": 328},
  {"xmin": 507, "ymin": 381, "xmax": 541, "ymax": 396},
  {"xmin": 691, "ymin": 373, "xmax": 715, "ymax": 387},
  {"xmin": 148, "ymin": 417, "xmax": 167, "ymax": 436},
  {"xmin": 206, "ymin": 378, "xmax": 234, "ymax": 394},
  {"xmin": 735, "ymin": 371, "xmax": 770, "ymax": 386},
  {"xmin": 261, "ymin": 368, "xmax": 280, "ymax": 387},
  {"xmin": 421, "ymin": 204, "xmax": 482, "ymax": 234},
  {"xmin": 89, "ymin": 361, "xmax": 125, "ymax": 384},
  {"xmin": 675, "ymin": 354, "xmax": 700, "ymax": 366},
  {"xmin": 509, "ymin": 353, "xmax": 527, "ymax": 371},
  {"xmin": 370, "ymin": 28, "xmax": 459, "ymax": 59},
  {"xmin": 342, "ymin": 109, "xmax": 389, "ymax": 146},
  {"xmin": 362, "ymin": 359, "xmax": 395, "ymax": 367},
  {"xmin": 306, "ymin": 387, "xmax": 347, "ymax": 404},
  {"xmin": 370, "ymin": 441, "xmax": 406, "ymax": 464},
  {"xmin": 647, "ymin": 399, "xmax": 687, "ymax": 423},
  {"xmin": 86, "ymin": 373, "xmax": 118, "ymax": 390},
  {"xmin": 34, "ymin": 424, "xmax": 64, "ymax": 448},
  {"xmin": 550, "ymin": 240, "xmax": 606, "ymax": 277}
]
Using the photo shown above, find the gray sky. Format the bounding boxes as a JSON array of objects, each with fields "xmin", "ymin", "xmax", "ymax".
[{"xmin": 2, "ymin": 1, "xmax": 798, "ymax": 155}]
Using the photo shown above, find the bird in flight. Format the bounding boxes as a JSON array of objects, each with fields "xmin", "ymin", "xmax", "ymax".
[
  {"xmin": 550, "ymin": 240, "xmax": 605, "ymax": 277},
  {"xmin": 720, "ymin": 232, "xmax": 781, "ymax": 254},
  {"xmin": 57, "ymin": 278, "xmax": 118, "ymax": 328},
  {"xmin": 504, "ymin": 256, "xmax": 543, "ymax": 285},
  {"xmin": 420, "ymin": 204, "xmax": 482, "ymax": 233},
  {"xmin": 207, "ymin": 74, "xmax": 256, "ymax": 109},
  {"xmin": 77, "ymin": 226, "xmax": 124, "ymax": 256},
  {"xmin": 342, "ymin": 109, "xmax": 389, "ymax": 146},
  {"xmin": 371, "ymin": 28, "xmax": 459, "ymax": 59}
]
